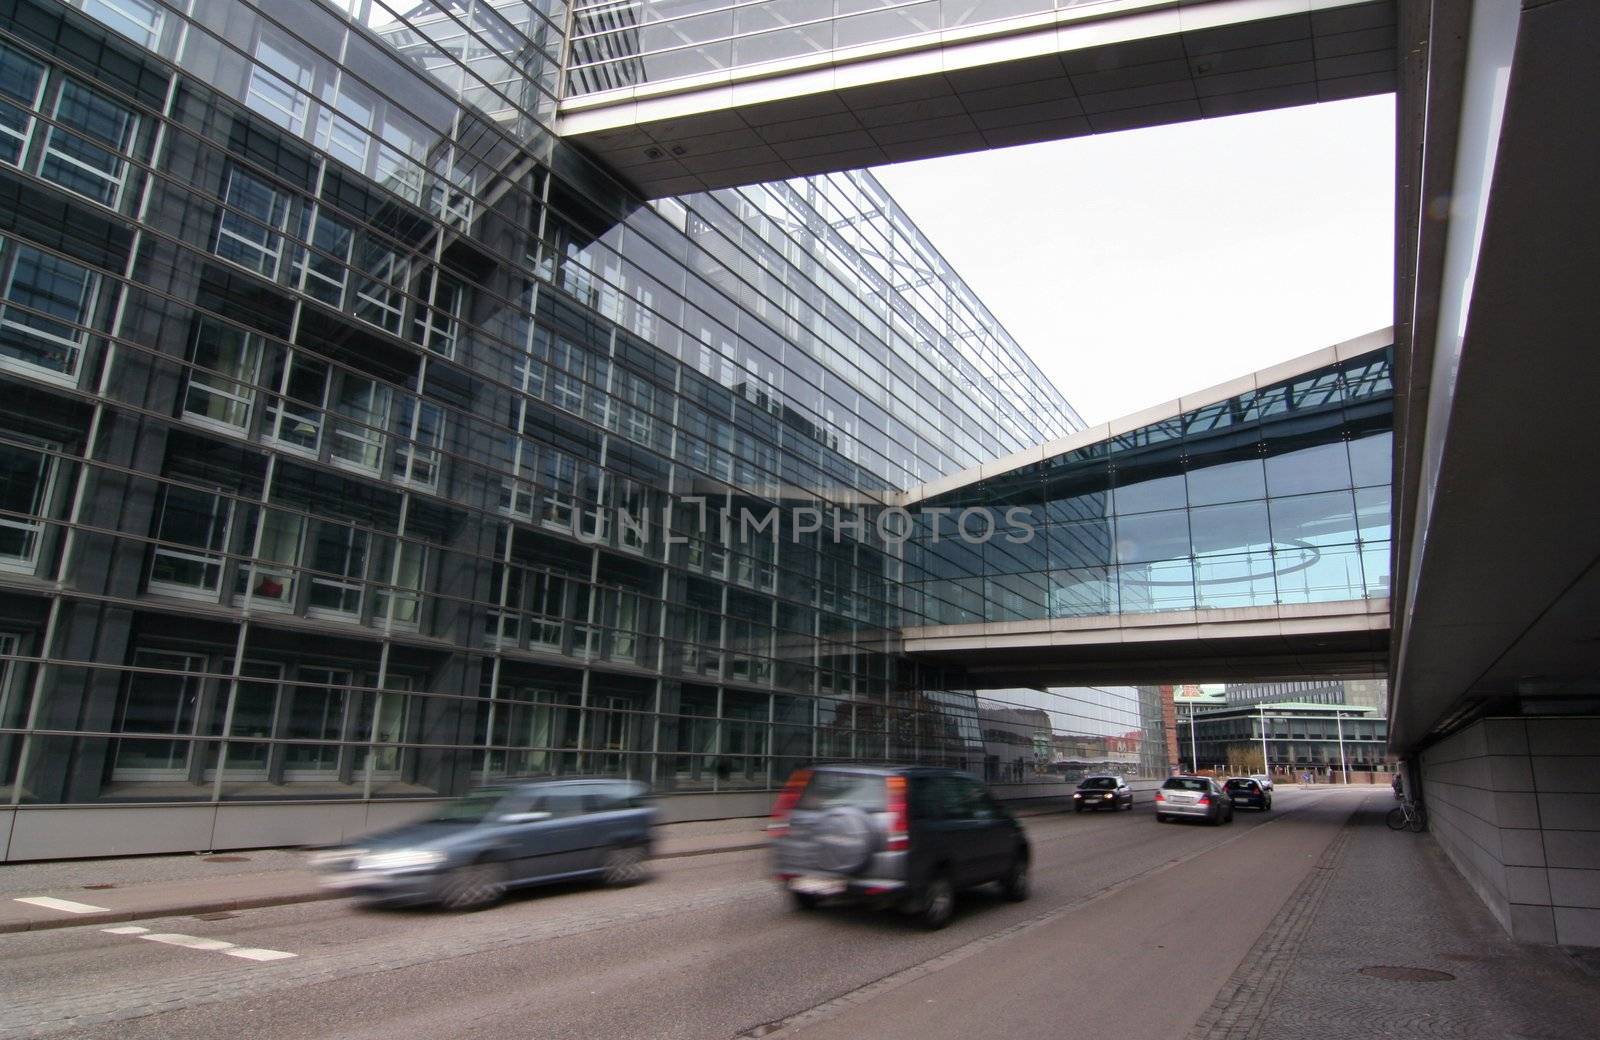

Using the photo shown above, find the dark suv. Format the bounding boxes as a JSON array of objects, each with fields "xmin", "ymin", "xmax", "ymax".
[{"xmin": 768, "ymin": 765, "xmax": 1030, "ymax": 929}]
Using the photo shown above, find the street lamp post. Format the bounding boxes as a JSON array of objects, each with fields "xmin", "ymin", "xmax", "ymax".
[
  {"xmin": 1189, "ymin": 705, "xmax": 1199, "ymax": 773},
  {"xmin": 1335, "ymin": 709, "xmax": 1349, "ymax": 784},
  {"xmin": 1258, "ymin": 703, "xmax": 1270, "ymax": 779}
]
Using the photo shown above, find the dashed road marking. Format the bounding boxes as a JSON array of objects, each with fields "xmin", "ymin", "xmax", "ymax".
[
  {"xmin": 13, "ymin": 896, "xmax": 110, "ymax": 914},
  {"xmin": 92, "ymin": 927, "xmax": 300, "ymax": 962},
  {"xmin": 141, "ymin": 933, "xmax": 238, "ymax": 951},
  {"xmin": 224, "ymin": 948, "xmax": 298, "ymax": 961}
]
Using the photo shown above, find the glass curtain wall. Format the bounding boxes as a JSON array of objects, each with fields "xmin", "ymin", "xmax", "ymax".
[{"xmin": 0, "ymin": 0, "xmax": 1145, "ymax": 823}]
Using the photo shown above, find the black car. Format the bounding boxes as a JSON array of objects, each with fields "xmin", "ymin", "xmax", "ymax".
[
  {"xmin": 1223, "ymin": 777, "xmax": 1272, "ymax": 811},
  {"xmin": 769, "ymin": 765, "xmax": 1030, "ymax": 929},
  {"xmin": 310, "ymin": 778, "xmax": 657, "ymax": 909},
  {"xmin": 1073, "ymin": 775, "xmax": 1134, "ymax": 812}
]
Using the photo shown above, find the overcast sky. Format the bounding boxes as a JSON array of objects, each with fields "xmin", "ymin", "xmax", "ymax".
[{"xmin": 872, "ymin": 95, "xmax": 1395, "ymax": 427}]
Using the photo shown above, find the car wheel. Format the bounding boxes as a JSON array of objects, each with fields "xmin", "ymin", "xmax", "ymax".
[
  {"xmin": 1156, "ymin": 813, "xmax": 1168, "ymax": 823},
  {"xmin": 916, "ymin": 872, "xmax": 955, "ymax": 930},
  {"xmin": 601, "ymin": 844, "xmax": 650, "ymax": 887},
  {"xmin": 439, "ymin": 860, "xmax": 507, "ymax": 911},
  {"xmin": 791, "ymin": 890, "xmax": 822, "ymax": 911},
  {"xmin": 1000, "ymin": 855, "xmax": 1029, "ymax": 902},
  {"xmin": 1074, "ymin": 804, "xmax": 1083, "ymax": 813}
]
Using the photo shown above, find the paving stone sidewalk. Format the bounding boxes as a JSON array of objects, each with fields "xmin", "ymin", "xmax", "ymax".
[{"xmin": 1191, "ymin": 793, "xmax": 1600, "ymax": 1039}]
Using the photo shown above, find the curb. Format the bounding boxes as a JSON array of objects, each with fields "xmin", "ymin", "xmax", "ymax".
[{"xmin": 0, "ymin": 838, "xmax": 771, "ymax": 935}]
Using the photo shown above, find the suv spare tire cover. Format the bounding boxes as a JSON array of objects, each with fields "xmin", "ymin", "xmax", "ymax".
[{"xmin": 813, "ymin": 806, "xmax": 875, "ymax": 873}]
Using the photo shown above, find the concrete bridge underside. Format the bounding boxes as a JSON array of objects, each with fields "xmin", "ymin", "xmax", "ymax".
[
  {"xmin": 559, "ymin": 0, "xmax": 1397, "ymax": 198},
  {"xmin": 902, "ymin": 598, "xmax": 1389, "ymax": 686}
]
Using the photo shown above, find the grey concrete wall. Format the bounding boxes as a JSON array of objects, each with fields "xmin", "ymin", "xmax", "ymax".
[{"xmin": 1421, "ymin": 716, "xmax": 1600, "ymax": 946}]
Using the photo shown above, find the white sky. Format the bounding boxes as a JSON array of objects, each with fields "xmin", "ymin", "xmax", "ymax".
[{"xmin": 871, "ymin": 95, "xmax": 1395, "ymax": 427}]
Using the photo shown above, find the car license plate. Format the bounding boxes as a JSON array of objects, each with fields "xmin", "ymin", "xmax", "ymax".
[
  {"xmin": 1231, "ymin": 795, "xmax": 1249, "ymax": 802},
  {"xmin": 790, "ymin": 876, "xmax": 845, "ymax": 896}
]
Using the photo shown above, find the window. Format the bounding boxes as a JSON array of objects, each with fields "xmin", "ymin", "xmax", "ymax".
[
  {"xmin": 79, "ymin": 0, "xmax": 164, "ymax": 48},
  {"xmin": 40, "ymin": 79, "xmax": 137, "ymax": 207},
  {"xmin": 148, "ymin": 485, "xmax": 231, "ymax": 598},
  {"xmin": 291, "ymin": 205, "xmax": 354, "ymax": 306},
  {"xmin": 235, "ymin": 506, "xmax": 305, "ymax": 608},
  {"xmin": 263, "ymin": 349, "xmax": 329, "ymax": 453},
  {"xmin": 353, "ymin": 236, "xmax": 407, "ymax": 334},
  {"xmin": 110, "ymin": 650, "xmax": 203, "ymax": 779},
  {"xmin": 214, "ymin": 167, "xmax": 290, "ymax": 278},
  {"xmin": 307, "ymin": 522, "xmax": 368, "ymax": 619},
  {"xmin": 283, "ymin": 667, "xmax": 351, "ymax": 776},
  {"xmin": 392, "ymin": 397, "xmax": 444, "ymax": 488},
  {"xmin": 412, "ymin": 271, "xmax": 461, "ymax": 358},
  {"xmin": 182, "ymin": 320, "xmax": 261, "ymax": 434},
  {"xmin": 0, "ymin": 439, "xmax": 55, "ymax": 572},
  {"xmin": 317, "ymin": 76, "xmax": 374, "ymax": 171},
  {"xmin": 329, "ymin": 373, "xmax": 390, "ymax": 473},
  {"xmin": 372, "ymin": 536, "xmax": 425, "ymax": 628},
  {"xmin": 246, "ymin": 34, "xmax": 314, "ymax": 134},
  {"xmin": 0, "ymin": 241, "xmax": 98, "ymax": 381},
  {"xmin": 0, "ymin": 42, "xmax": 45, "ymax": 167}
]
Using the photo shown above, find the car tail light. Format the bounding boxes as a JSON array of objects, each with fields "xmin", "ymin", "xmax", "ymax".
[
  {"xmin": 885, "ymin": 775, "xmax": 910, "ymax": 851},
  {"xmin": 1196, "ymin": 795, "xmax": 1210, "ymax": 806},
  {"xmin": 767, "ymin": 767, "xmax": 812, "ymax": 837},
  {"xmin": 1154, "ymin": 791, "xmax": 1165, "ymax": 802}
]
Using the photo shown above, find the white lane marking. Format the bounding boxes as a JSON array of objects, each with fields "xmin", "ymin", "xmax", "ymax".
[
  {"xmin": 101, "ymin": 926, "xmax": 150, "ymax": 935},
  {"xmin": 140, "ymin": 933, "xmax": 237, "ymax": 951},
  {"xmin": 223, "ymin": 947, "xmax": 298, "ymax": 961},
  {"xmin": 14, "ymin": 896, "xmax": 110, "ymax": 914}
]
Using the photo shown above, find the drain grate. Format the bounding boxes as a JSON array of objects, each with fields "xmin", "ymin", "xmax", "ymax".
[
  {"xmin": 203, "ymin": 855, "xmax": 251, "ymax": 863},
  {"xmin": 1360, "ymin": 965, "xmax": 1456, "ymax": 982},
  {"xmin": 81, "ymin": 883, "xmax": 116, "ymax": 890}
]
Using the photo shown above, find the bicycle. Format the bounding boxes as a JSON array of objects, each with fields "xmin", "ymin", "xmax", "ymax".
[{"xmin": 1386, "ymin": 800, "xmax": 1427, "ymax": 833}]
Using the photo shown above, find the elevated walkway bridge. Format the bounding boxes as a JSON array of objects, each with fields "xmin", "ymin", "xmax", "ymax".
[
  {"xmin": 558, "ymin": 0, "xmax": 1397, "ymax": 197},
  {"xmin": 893, "ymin": 330, "xmax": 1393, "ymax": 686}
]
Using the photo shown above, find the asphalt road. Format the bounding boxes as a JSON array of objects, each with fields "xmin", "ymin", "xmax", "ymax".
[{"xmin": 0, "ymin": 787, "xmax": 1364, "ymax": 1040}]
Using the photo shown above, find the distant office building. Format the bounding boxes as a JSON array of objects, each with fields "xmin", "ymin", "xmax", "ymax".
[{"xmin": 1179, "ymin": 701, "xmax": 1389, "ymax": 776}]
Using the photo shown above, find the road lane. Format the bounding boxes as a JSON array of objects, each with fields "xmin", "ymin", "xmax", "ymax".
[
  {"xmin": 0, "ymin": 787, "xmax": 1356, "ymax": 1040},
  {"xmin": 778, "ymin": 790, "xmax": 1360, "ymax": 1040}
]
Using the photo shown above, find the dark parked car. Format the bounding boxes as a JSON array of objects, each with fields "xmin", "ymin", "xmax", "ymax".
[
  {"xmin": 1073, "ymin": 775, "xmax": 1133, "ymax": 812},
  {"xmin": 768, "ymin": 765, "xmax": 1030, "ymax": 929},
  {"xmin": 1223, "ymin": 776, "xmax": 1272, "ymax": 811},
  {"xmin": 1154, "ymin": 775, "xmax": 1234, "ymax": 825},
  {"xmin": 310, "ymin": 778, "xmax": 656, "ymax": 909}
]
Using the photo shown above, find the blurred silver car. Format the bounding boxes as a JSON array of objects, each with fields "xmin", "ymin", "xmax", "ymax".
[
  {"xmin": 1154, "ymin": 776, "xmax": 1234, "ymax": 825},
  {"xmin": 310, "ymin": 778, "xmax": 656, "ymax": 910}
]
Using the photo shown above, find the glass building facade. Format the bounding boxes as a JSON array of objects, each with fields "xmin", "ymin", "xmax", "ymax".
[
  {"xmin": 0, "ymin": 0, "xmax": 1157, "ymax": 851},
  {"xmin": 907, "ymin": 347, "xmax": 1393, "ymax": 626}
]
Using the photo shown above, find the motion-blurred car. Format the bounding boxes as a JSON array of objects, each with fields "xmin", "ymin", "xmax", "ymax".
[
  {"xmin": 1223, "ymin": 776, "xmax": 1272, "ymax": 811},
  {"xmin": 309, "ymin": 778, "xmax": 656, "ymax": 910},
  {"xmin": 1073, "ymin": 775, "xmax": 1133, "ymax": 812},
  {"xmin": 1250, "ymin": 773, "xmax": 1275, "ymax": 792},
  {"xmin": 1154, "ymin": 776, "xmax": 1234, "ymax": 825},
  {"xmin": 769, "ymin": 765, "xmax": 1030, "ymax": 929}
]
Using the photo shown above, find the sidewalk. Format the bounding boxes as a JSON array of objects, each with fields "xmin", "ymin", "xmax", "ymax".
[{"xmin": 1188, "ymin": 792, "xmax": 1600, "ymax": 1039}]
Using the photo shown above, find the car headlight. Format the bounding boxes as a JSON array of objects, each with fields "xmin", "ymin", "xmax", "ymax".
[
  {"xmin": 307, "ymin": 847, "xmax": 365, "ymax": 870},
  {"xmin": 356, "ymin": 849, "xmax": 447, "ymax": 871}
]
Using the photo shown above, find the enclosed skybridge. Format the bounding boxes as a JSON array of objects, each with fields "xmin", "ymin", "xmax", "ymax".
[
  {"xmin": 557, "ymin": 0, "xmax": 1397, "ymax": 197},
  {"xmin": 894, "ymin": 330, "xmax": 1393, "ymax": 686}
]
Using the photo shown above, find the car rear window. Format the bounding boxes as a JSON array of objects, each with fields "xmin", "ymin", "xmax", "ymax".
[
  {"xmin": 1225, "ymin": 779, "xmax": 1255, "ymax": 790},
  {"xmin": 1080, "ymin": 778, "xmax": 1118, "ymax": 790},
  {"xmin": 797, "ymin": 771, "xmax": 887, "ymax": 811},
  {"xmin": 1162, "ymin": 778, "xmax": 1208, "ymax": 792}
]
